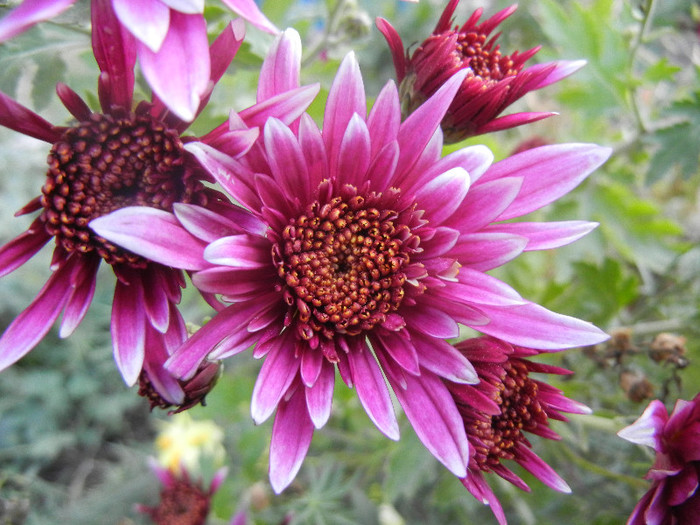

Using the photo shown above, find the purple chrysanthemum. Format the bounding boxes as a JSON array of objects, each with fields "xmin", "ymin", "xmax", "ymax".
[
  {"xmin": 618, "ymin": 394, "xmax": 700, "ymax": 524},
  {"xmin": 377, "ymin": 1, "xmax": 585, "ymax": 142},
  {"xmin": 92, "ymin": 47, "xmax": 610, "ymax": 492},
  {"xmin": 447, "ymin": 337, "xmax": 592, "ymax": 524},
  {"xmin": 0, "ymin": 2, "xmax": 317, "ymax": 409}
]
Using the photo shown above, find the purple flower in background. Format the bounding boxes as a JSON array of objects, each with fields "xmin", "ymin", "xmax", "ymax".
[
  {"xmin": 0, "ymin": 0, "xmax": 77, "ymax": 43},
  {"xmin": 377, "ymin": 1, "xmax": 585, "ymax": 142},
  {"xmin": 618, "ymin": 394, "xmax": 700, "ymax": 524},
  {"xmin": 448, "ymin": 337, "xmax": 592, "ymax": 524},
  {"xmin": 93, "ymin": 39, "xmax": 609, "ymax": 492},
  {"xmin": 0, "ymin": 1, "xmax": 316, "ymax": 408},
  {"xmin": 137, "ymin": 458, "xmax": 228, "ymax": 525}
]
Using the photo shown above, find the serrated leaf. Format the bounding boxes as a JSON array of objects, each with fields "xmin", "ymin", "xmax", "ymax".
[{"xmin": 647, "ymin": 122, "xmax": 700, "ymax": 181}]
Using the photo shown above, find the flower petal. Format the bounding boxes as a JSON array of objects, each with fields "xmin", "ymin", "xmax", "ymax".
[
  {"xmin": 402, "ymin": 304, "xmax": 460, "ymax": 339},
  {"xmin": 251, "ymin": 332, "xmax": 300, "ymax": 424},
  {"xmin": 415, "ymin": 167, "xmax": 470, "ymax": 225},
  {"xmin": 59, "ymin": 253, "xmax": 100, "ymax": 337},
  {"xmin": 264, "ymin": 117, "xmax": 311, "ymax": 202},
  {"xmin": 258, "ymin": 28, "xmax": 301, "ymax": 101},
  {"xmin": 0, "ymin": 222, "xmax": 51, "ymax": 278},
  {"xmin": 347, "ymin": 340, "xmax": 399, "ymax": 440},
  {"xmin": 617, "ymin": 400, "xmax": 668, "ymax": 451},
  {"xmin": 451, "ymin": 232, "xmax": 528, "ymax": 271},
  {"xmin": 413, "ymin": 333, "xmax": 478, "ymax": 384},
  {"xmin": 269, "ymin": 386, "xmax": 314, "ymax": 494},
  {"xmin": 221, "ymin": 0, "xmax": 279, "ymax": 34},
  {"xmin": 337, "ymin": 113, "xmax": 371, "ymax": 188},
  {"xmin": 486, "ymin": 221, "xmax": 599, "ymax": 251},
  {"xmin": 111, "ymin": 271, "xmax": 146, "ymax": 386},
  {"xmin": 204, "ymin": 234, "xmax": 270, "ymax": 269},
  {"xmin": 0, "ymin": 91, "xmax": 60, "ymax": 143},
  {"xmin": 0, "ymin": 0, "xmax": 76, "ymax": 42},
  {"xmin": 375, "ymin": 18, "xmax": 407, "ymax": 82},
  {"xmin": 112, "ymin": 0, "xmax": 169, "ymax": 52},
  {"xmin": 305, "ymin": 360, "xmax": 335, "ymax": 428},
  {"xmin": 90, "ymin": 207, "xmax": 207, "ymax": 270}
]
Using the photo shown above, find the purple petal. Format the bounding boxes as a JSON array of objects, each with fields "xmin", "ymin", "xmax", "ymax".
[
  {"xmin": 373, "ymin": 331, "xmax": 420, "ymax": 376},
  {"xmin": 0, "ymin": 91, "xmax": 60, "ymax": 142},
  {"xmin": 221, "ymin": 0, "xmax": 279, "ymax": 34},
  {"xmin": 112, "ymin": 0, "xmax": 169, "ymax": 51},
  {"xmin": 173, "ymin": 203, "xmax": 243, "ymax": 243},
  {"xmin": 298, "ymin": 113, "xmax": 329, "ymax": 192},
  {"xmin": 617, "ymin": 400, "xmax": 668, "ymax": 451},
  {"xmin": 482, "ymin": 144, "xmax": 612, "ymax": 221},
  {"xmin": 402, "ymin": 304, "xmax": 459, "ymax": 339},
  {"xmin": 395, "ymin": 69, "xmax": 467, "ymax": 177},
  {"xmin": 90, "ymin": 207, "xmax": 207, "ymax": 270},
  {"xmin": 137, "ymin": 12, "xmax": 210, "ymax": 122},
  {"xmin": 264, "ymin": 117, "xmax": 311, "ymax": 202},
  {"xmin": 477, "ymin": 302, "xmax": 609, "ymax": 349},
  {"xmin": 239, "ymin": 84, "xmax": 320, "ymax": 130},
  {"xmin": 415, "ymin": 167, "xmax": 470, "ymax": 225},
  {"xmin": 0, "ymin": 256, "xmax": 76, "ymax": 371},
  {"xmin": 365, "ymin": 140, "xmax": 399, "ymax": 192},
  {"xmin": 258, "ymin": 28, "xmax": 301, "ymax": 101},
  {"xmin": 192, "ymin": 266, "xmax": 274, "ymax": 298},
  {"xmin": 437, "ymin": 268, "xmax": 526, "ymax": 307},
  {"xmin": 141, "ymin": 265, "xmax": 171, "ymax": 333},
  {"xmin": 476, "ymin": 111, "xmax": 555, "ymax": 135},
  {"xmin": 323, "ymin": 52, "xmax": 366, "ymax": 174},
  {"xmin": 461, "ymin": 471, "xmax": 508, "ymax": 525},
  {"xmin": 305, "ymin": 360, "xmax": 335, "ymax": 428},
  {"xmin": 449, "ymin": 177, "xmax": 522, "ymax": 233},
  {"xmin": 204, "ymin": 234, "xmax": 270, "ymax": 269},
  {"xmin": 0, "ymin": 0, "xmax": 76, "ymax": 42},
  {"xmin": 516, "ymin": 444, "xmax": 571, "ymax": 493},
  {"xmin": 111, "ymin": 272, "xmax": 146, "ymax": 385},
  {"xmin": 367, "ymin": 81, "xmax": 401, "ymax": 156},
  {"xmin": 375, "ymin": 18, "xmax": 406, "ymax": 82},
  {"xmin": 451, "ymin": 232, "xmax": 528, "ymax": 271},
  {"xmin": 390, "ymin": 370, "xmax": 469, "ymax": 477},
  {"xmin": 528, "ymin": 59, "xmax": 587, "ymax": 89},
  {"xmin": 160, "ymin": 0, "xmax": 203, "ymax": 14},
  {"xmin": 269, "ymin": 386, "xmax": 314, "ymax": 494},
  {"xmin": 486, "ymin": 221, "xmax": 599, "ymax": 251},
  {"xmin": 251, "ymin": 332, "xmax": 300, "ymax": 424},
  {"xmin": 59, "ymin": 253, "xmax": 100, "ymax": 337},
  {"xmin": 56, "ymin": 83, "xmax": 92, "ymax": 121},
  {"xmin": 337, "ymin": 114, "xmax": 371, "ymax": 187},
  {"xmin": 91, "ymin": 0, "xmax": 137, "ymax": 112},
  {"xmin": 347, "ymin": 340, "xmax": 399, "ymax": 440},
  {"xmin": 412, "ymin": 333, "xmax": 478, "ymax": 384},
  {"xmin": 0, "ymin": 223, "xmax": 51, "ymax": 278}
]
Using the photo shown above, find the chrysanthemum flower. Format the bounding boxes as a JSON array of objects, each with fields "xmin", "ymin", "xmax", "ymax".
[
  {"xmin": 92, "ymin": 48, "xmax": 610, "ymax": 492},
  {"xmin": 376, "ymin": 1, "xmax": 585, "ymax": 142},
  {"xmin": 618, "ymin": 394, "xmax": 700, "ymax": 524},
  {"xmin": 0, "ymin": 0, "xmax": 76, "ymax": 43},
  {"xmin": 138, "ymin": 457, "xmax": 228, "ymax": 525},
  {"xmin": 447, "ymin": 337, "xmax": 592, "ymax": 524},
  {"xmin": 0, "ymin": 2, "xmax": 317, "ymax": 408}
]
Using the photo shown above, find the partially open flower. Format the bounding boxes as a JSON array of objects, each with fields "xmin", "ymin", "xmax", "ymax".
[
  {"xmin": 618, "ymin": 394, "xmax": 700, "ymax": 524},
  {"xmin": 446, "ymin": 337, "xmax": 592, "ymax": 524},
  {"xmin": 377, "ymin": 1, "xmax": 585, "ymax": 142}
]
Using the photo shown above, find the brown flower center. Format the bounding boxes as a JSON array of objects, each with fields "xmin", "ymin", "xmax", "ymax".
[
  {"xmin": 455, "ymin": 31, "xmax": 519, "ymax": 82},
  {"xmin": 273, "ymin": 194, "xmax": 410, "ymax": 341},
  {"xmin": 472, "ymin": 360, "xmax": 547, "ymax": 469},
  {"xmin": 41, "ymin": 112, "xmax": 205, "ymax": 267}
]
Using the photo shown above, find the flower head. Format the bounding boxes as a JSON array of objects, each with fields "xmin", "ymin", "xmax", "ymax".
[
  {"xmin": 447, "ymin": 337, "xmax": 591, "ymax": 524},
  {"xmin": 93, "ymin": 45, "xmax": 609, "ymax": 493},
  {"xmin": 377, "ymin": 1, "xmax": 585, "ymax": 142},
  {"xmin": 0, "ymin": 5, "xmax": 315, "ymax": 405},
  {"xmin": 618, "ymin": 394, "xmax": 700, "ymax": 525}
]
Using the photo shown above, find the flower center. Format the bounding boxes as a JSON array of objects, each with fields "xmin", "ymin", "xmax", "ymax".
[
  {"xmin": 143, "ymin": 477, "xmax": 211, "ymax": 525},
  {"xmin": 472, "ymin": 360, "xmax": 547, "ymax": 469},
  {"xmin": 454, "ymin": 31, "xmax": 519, "ymax": 82},
  {"xmin": 273, "ymin": 194, "xmax": 410, "ymax": 341},
  {"xmin": 41, "ymin": 112, "xmax": 204, "ymax": 267}
]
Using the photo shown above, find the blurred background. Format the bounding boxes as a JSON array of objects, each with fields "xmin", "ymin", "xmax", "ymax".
[{"xmin": 0, "ymin": 0, "xmax": 698, "ymax": 523}]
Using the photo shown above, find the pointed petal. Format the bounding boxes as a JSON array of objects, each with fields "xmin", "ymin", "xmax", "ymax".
[
  {"xmin": 337, "ymin": 114, "xmax": 371, "ymax": 187},
  {"xmin": 269, "ymin": 386, "xmax": 314, "ymax": 493},
  {"xmin": 516, "ymin": 445, "xmax": 571, "ymax": 492},
  {"xmin": 617, "ymin": 400, "xmax": 667, "ymax": 451},
  {"xmin": 238, "ymin": 84, "xmax": 320, "ymax": 129},
  {"xmin": 486, "ymin": 221, "xmax": 599, "ymax": 251},
  {"xmin": 412, "ymin": 333, "xmax": 478, "ymax": 384},
  {"xmin": 0, "ymin": 91, "xmax": 59, "ymax": 142},
  {"xmin": 92, "ymin": 0, "xmax": 136, "ymax": 111},
  {"xmin": 172, "ymin": 203, "xmax": 244, "ymax": 243},
  {"xmin": 451, "ymin": 232, "xmax": 528, "ymax": 271},
  {"xmin": 111, "ymin": 273, "xmax": 146, "ymax": 385},
  {"xmin": 264, "ymin": 117, "xmax": 311, "ymax": 201},
  {"xmin": 138, "ymin": 12, "xmax": 210, "ymax": 122},
  {"xmin": 59, "ymin": 253, "xmax": 100, "ymax": 337},
  {"xmin": 477, "ymin": 302, "xmax": 609, "ymax": 349},
  {"xmin": 258, "ymin": 28, "xmax": 301, "ymax": 101},
  {"xmin": 0, "ymin": 0, "xmax": 76, "ymax": 42},
  {"xmin": 204, "ymin": 234, "xmax": 270, "ymax": 269},
  {"xmin": 374, "ymin": 331, "xmax": 420, "ymax": 376},
  {"xmin": 402, "ymin": 304, "xmax": 459, "ymax": 338},
  {"xmin": 112, "ymin": 0, "xmax": 169, "ymax": 52},
  {"xmin": 0, "ymin": 224, "xmax": 51, "ymax": 277},
  {"xmin": 367, "ymin": 81, "xmax": 401, "ymax": 157},
  {"xmin": 416, "ymin": 167, "xmax": 470, "ymax": 225},
  {"xmin": 482, "ymin": 144, "xmax": 612, "ymax": 221},
  {"xmin": 221, "ymin": 0, "xmax": 279, "ymax": 34},
  {"xmin": 375, "ymin": 18, "xmax": 406, "ymax": 82},
  {"xmin": 251, "ymin": 332, "xmax": 300, "ymax": 424},
  {"xmin": 347, "ymin": 340, "xmax": 399, "ymax": 440},
  {"xmin": 90, "ymin": 207, "xmax": 207, "ymax": 270},
  {"xmin": 305, "ymin": 360, "xmax": 335, "ymax": 428},
  {"xmin": 450, "ymin": 177, "xmax": 522, "ymax": 233},
  {"xmin": 0, "ymin": 257, "xmax": 75, "ymax": 371},
  {"xmin": 391, "ymin": 370, "xmax": 469, "ymax": 477}
]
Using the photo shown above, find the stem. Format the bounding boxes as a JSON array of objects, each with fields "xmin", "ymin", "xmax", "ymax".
[
  {"xmin": 627, "ymin": 0, "xmax": 658, "ymax": 134},
  {"xmin": 301, "ymin": 0, "xmax": 351, "ymax": 68},
  {"xmin": 558, "ymin": 442, "xmax": 650, "ymax": 490}
]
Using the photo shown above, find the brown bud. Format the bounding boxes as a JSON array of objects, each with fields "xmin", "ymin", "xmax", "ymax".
[
  {"xmin": 649, "ymin": 333, "xmax": 687, "ymax": 364},
  {"xmin": 619, "ymin": 370, "xmax": 654, "ymax": 403}
]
